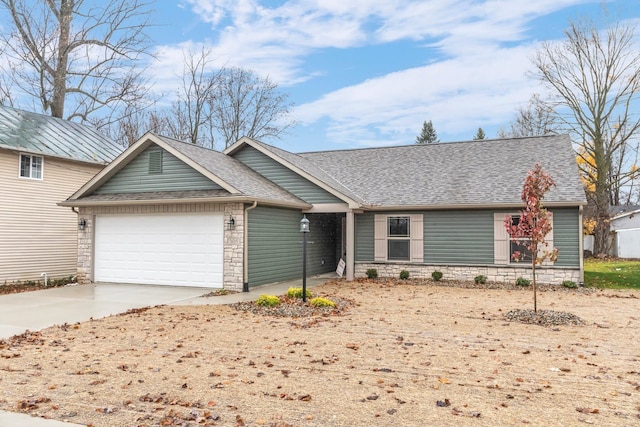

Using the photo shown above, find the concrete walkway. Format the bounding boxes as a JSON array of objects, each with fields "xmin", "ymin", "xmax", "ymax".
[{"xmin": 0, "ymin": 275, "xmax": 334, "ymax": 426}]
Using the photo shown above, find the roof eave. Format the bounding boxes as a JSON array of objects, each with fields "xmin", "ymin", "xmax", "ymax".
[
  {"xmin": 59, "ymin": 195, "xmax": 311, "ymax": 210},
  {"xmin": 0, "ymin": 143, "xmax": 112, "ymax": 165},
  {"xmin": 361, "ymin": 200, "xmax": 587, "ymax": 211},
  {"xmin": 611, "ymin": 208, "xmax": 640, "ymax": 220}
]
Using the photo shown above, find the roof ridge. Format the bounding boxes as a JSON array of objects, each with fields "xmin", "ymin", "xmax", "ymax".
[{"xmin": 298, "ymin": 134, "xmax": 567, "ymax": 155}]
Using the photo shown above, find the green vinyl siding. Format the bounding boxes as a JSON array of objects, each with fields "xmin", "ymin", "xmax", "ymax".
[
  {"xmin": 354, "ymin": 208, "xmax": 580, "ymax": 267},
  {"xmin": 550, "ymin": 208, "xmax": 580, "ymax": 267},
  {"xmin": 248, "ymin": 207, "xmax": 337, "ymax": 287},
  {"xmin": 95, "ymin": 145, "xmax": 221, "ymax": 194},
  {"xmin": 355, "ymin": 213, "xmax": 374, "ymax": 261},
  {"xmin": 424, "ymin": 210, "xmax": 494, "ymax": 264},
  {"xmin": 233, "ymin": 146, "xmax": 343, "ymax": 204}
]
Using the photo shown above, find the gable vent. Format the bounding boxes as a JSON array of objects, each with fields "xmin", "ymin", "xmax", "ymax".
[{"xmin": 149, "ymin": 150, "xmax": 163, "ymax": 174}]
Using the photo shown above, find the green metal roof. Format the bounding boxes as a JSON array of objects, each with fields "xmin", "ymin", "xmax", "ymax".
[{"xmin": 0, "ymin": 105, "xmax": 123, "ymax": 164}]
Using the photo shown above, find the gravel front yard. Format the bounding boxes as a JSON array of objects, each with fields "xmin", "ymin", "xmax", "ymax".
[{"xmin": 0, "ymin": 279, "xmax": 639, "ymax": 426}]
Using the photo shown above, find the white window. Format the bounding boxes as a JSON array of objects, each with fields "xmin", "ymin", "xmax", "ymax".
[
  {"xmin": 387, "ymin": 216, "xmax": 410, "ymax": 261},
  {"xmin": 494, "ymin": 212, "xmax": 554, "ymax": 265},
  {"xmin": 374, "ymin": 214, "xmax": 423, "ymax": 262},
  {"xmin": 19, "ymin": 154, "xmax": 43, "ymax": 179}
]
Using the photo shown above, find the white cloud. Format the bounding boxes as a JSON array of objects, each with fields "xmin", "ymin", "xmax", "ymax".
[
  {"xmin": 173, "ymin": 0, "xmax": 592, "ymax": 83},
  {"xmin": 157, "ymin": 0, "xmax": 596, "ymax": 146},
  {"xmin": 294, "ymin": 44, "xmax": 545, "ymax": 146}
]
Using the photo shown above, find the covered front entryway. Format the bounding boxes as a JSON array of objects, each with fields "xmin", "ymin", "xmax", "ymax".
[{"xmin": 94, "ymin": 213, "xmax": 224, "ymax": 288}]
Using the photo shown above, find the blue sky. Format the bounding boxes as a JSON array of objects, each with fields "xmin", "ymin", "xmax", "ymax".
[{"xmin": 64, "ymin": 1, "xmax": 640, "ymax": 152}]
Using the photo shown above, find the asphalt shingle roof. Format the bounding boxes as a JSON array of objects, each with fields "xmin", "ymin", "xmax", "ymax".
[
  {"xmin": 0, "ymin": 105, "xmax": 122, "ymax": 164},
  {"xmin": 299, "ymin": 134, "xmax": 586, "ymax": 207}
]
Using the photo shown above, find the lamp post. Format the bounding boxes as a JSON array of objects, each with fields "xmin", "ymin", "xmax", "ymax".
[{"xmin": 300, "ymin": 215, "xmax": 310, "ymax": 302}]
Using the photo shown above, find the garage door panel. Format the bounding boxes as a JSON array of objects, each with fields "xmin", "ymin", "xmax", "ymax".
[{"xmin": 95, "ymin": 213, "xmax": 223, "ymax": 288}]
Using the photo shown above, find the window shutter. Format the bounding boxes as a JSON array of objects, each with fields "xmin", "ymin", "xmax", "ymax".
[
  {"xmin": 494, "ymin": 213, "xmax": 509, "ymax": 264},
  {"xmin": 410, "ymin": 214, "xmax": 424, "ymax": 262},
  {"xmin": 540, "ymin": 212, "xmax": 555, "ymax": 265},
  {"xmin": 374, "ymin": 215, "xmax": 386, "ymax": 261}
]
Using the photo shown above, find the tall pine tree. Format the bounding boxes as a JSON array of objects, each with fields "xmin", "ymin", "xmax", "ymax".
[{"xmin": 415, "ymin": 120, "xmax": 439, "ymax": 144}]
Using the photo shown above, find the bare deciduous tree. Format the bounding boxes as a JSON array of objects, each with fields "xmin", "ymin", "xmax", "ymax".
[
  {"xmin": 212, "ymin": 67, "xmax": 295, "ymax": 149},
  {"xmin": 166, "ymin": 48, "xmax": 221, "ymax": 148},
  {"xmin": 497, "ymin": 94, "xmax": 557, "ymax": 138},
  {"xmin": 532, "ymin": 16, "xmax": 640, "ymax": 256},
  {"xmin": 0, "ymin": 0, "xmax": 154, "ymax": 123}
]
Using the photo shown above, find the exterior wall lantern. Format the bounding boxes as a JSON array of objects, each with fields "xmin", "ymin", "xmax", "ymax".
[
  {"xmin": 78, "ymin": 218, "xmax": 87, "ymax": 231},
  {"xmin": 226, "ymin": 215, "xmax": 236, "ymax": 230},
  {"xmin": 300, "ymin": 215, "xmax": 310, "ymax": 302}
]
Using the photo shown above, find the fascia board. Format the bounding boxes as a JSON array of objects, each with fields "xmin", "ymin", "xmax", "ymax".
[
  {"xmin": 59, "ymin": 195, "xmax": 311, "ymax": 210},
  {"xmin": 361, "ymin": 201, "xmax": 587, "ymax": 211},
  {"xmin": 611, "ymin": 208, "xmax": 640, "ymax": 220}
]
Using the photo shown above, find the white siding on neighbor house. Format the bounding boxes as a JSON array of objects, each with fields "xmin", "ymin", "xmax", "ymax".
[
  {"xmin": 611, "ymin": 212, "xmax": 640, "ymax": 231},
  {"xmin": 615, "ymin": 229, "xmax": 640, "ymax": 259},
  {"xmin": 0, "ymin": 150, "xmax": 103, "ymax": 283}
]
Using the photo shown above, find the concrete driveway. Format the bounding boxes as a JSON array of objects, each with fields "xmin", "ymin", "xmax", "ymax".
[{"xmin": 0, "ymin": 283, "xmax": 211, "ymax": 339}]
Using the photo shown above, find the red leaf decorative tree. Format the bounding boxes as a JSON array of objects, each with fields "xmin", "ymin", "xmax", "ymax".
[{"xmin": 505, "ymin": 163, "xmax": 559, "ymax": 312}]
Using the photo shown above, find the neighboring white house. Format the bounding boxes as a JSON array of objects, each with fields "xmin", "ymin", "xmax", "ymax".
[
  {"xmin": 0, "ymin": 105, "xmax": 123, "ymax": 284},
  {"xmin": 610, "ymin": 206, "xmax": 640, "ymax": 259}
]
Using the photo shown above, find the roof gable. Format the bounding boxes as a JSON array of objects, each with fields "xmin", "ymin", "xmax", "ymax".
[
  {"xmin": 231, "ymin": 145, "xmax": 344, "ymax": 204},
  {"xmin": 93, "ymin": 145, "xmax": 223, "ymax": 194},
  {"xmin": 225, "ymin": 137, "xmax": 363, "ymax": 208},
  {"xmin": 65, "ymin": 133, "xmax": 308, "ymax": 208},
  {"xmin": 0, "ymin": 105, "xmax": 122, "ymax": 164}
]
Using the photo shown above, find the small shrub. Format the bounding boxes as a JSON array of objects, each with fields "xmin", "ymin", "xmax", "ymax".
[
  {"xmin": 515, "ymin": 277, "xmax": 531, "ymax": 287},
  {"xmin": 399, "ymin": 270, "xmax": 410, "ymax": 280},
  {"xmin": 310, "ymin": 297, "xmax": 335, "ymax": 308},
  {"xmin": 366, "ymin": 268, "xmax": 378, "ymax": 279},
  {"xmin": 562, "ymin": 280, "xmax": 577, "ymax": 289},
  {"xmin": 256, "ymin": 294, "xmax": 280, "ymax": 307},
  {"xmin": 286, "ymin": 287, "xmax": 312, "ymax": 299},
  {"xmin": 431, "ymin": 271, "xmax": 443, "ymax": 281},
  {"xmin": 474, "ymin": 275, "xmax": 487, "ymax": 284}
]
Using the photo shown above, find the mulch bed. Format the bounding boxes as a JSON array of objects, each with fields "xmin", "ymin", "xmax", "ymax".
[
  {"xmin": 229, "ymin": 278, "xmax": 593, "ymax": 327},
  {"xmin": 232, "ymin": 295, "xmax": 354, "ymax": 318}
]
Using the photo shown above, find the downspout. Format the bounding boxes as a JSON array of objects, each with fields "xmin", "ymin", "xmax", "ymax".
[{"xmin": 243, "ymin": 201, "xmax": 258, "ymax": 292}]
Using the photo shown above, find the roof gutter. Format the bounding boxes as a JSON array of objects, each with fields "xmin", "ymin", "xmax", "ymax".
[
  {"xmin": 360, "ymin": 201, "xmax": 588, "ymax": 211},
  {"xmin": 58, "ymin": 196, "xmax": 310, "ymax": 210},
  {"xmin": 243, "ymin": 201, "xmax": 258, "ymax": 292}
]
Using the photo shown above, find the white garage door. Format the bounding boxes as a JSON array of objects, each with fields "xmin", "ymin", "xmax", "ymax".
[{"xmin": 95, "ymin": 213, "xmax": 223, "ymax": 288}]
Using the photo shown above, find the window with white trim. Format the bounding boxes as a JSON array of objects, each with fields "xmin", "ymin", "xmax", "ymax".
[
  {"xmin": 387, "ymin": 216, "xmax": 410, "ymax": 261},
  {"xmin": 19, "ymin": 154, "xmax": 43, "ymax": 179},
  {"xmin": 374, "ymin": 214, "xmax": 424, "ymax": 263}
]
